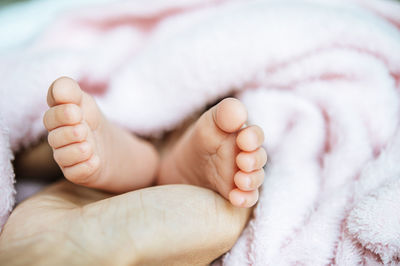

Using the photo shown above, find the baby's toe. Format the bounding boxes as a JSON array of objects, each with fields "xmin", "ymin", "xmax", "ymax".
[
  {"xmin": 53, "ymin": 141, "xmax": 93, "ymax": 167},
  {"xmin": 43, "ymin": 104, "xmax": 82, "ymax": 131},
  {"xmin": 234, "ymin": 169, "xmax": 264, "ymax": 191},
  {"xmin": 62, "ymin": 155, "xmax": 100, "ymax": 185},
  {"xmin": 47, "ymin": 76, "xmax": 83, "ymax": 107},
  {"xmin": 236, "ymin": 125, "xmax": 264, "ymax": 152},
  {"xmin": 236, "ymin": 147, "xmax": 267, "ymax": 173},
  {"xmin": 213, "ymin": 98, "xmax": 247, "ymax": 133},
  {"xmin": 229, "ymin": 188, "xmax": 259, "ymax": 208},
  {"xmin": 48, "ymin": 123, "xmax": 88, "ymax": 149}
]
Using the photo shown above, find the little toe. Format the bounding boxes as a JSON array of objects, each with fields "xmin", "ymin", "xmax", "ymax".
[
  {"xmin": 47, "ymin": 76, "xmax": 83, "ymax": 107},
  {"xmin": 229, "ymin": 189, "xmax": 259, "ymax": 208},
  {"xmin": 62, "ymin": 155, "xmax": 100, "ymax": 185},
  {"xmin": 234, "ymin": 169, "xmax": 265, "ymax": 191},
  {"xmin": 213, "ymin": 98, "xmax": 247, "ymax": 133},
  {"xmin": 236, "ymin": 125, "xmax": 265, "ymax": 152},
  {"xmin": 43, "ymin": 104, "xmax": 82, "ymax": 130},
  {"xmin": 48, "ymin": 123, "xmax": 88, "ymax": 149},
  {"xmin": 53, "ymin": 141, "xmax": 93, "ymax": 167},
  {"xmin": 236, "ymin": 147, "xmax": 267, "ymax": 172}
]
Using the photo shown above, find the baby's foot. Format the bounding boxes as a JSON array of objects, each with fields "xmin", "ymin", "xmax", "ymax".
[
  {"xmin": 43, "ymin": 77, "xmax": 159, "ymax": 193},
  {"xmin": 158, "ymin": 98, "xmax": 267, "ymax": 207}
]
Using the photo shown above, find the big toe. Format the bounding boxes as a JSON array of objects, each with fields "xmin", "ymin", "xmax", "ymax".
[
  {"xmin": 47, "ymin": 76, "xmax": 83, "ymax": 107},
  {"xmin": 213, "ymin": 98, "xmax": 247, "ymax": 133}
]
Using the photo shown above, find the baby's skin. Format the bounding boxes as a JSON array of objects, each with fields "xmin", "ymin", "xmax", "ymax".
[{"xmin": 43, "ymin": 77, "xmax": 267, "ymax": 207}]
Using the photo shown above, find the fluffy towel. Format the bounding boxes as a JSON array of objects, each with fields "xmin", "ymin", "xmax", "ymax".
[{"xmin": 1, "ymin": 0, "xmax": 400, "ymax": 264}]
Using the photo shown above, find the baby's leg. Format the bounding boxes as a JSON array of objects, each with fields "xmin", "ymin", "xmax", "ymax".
[
  {"xmin": 158, "ymin": 98, "xmax": 267, "ymax": 208},
  {"xmin": 43, "ymin": 77, "xmax": 159, "ymax": 193}
]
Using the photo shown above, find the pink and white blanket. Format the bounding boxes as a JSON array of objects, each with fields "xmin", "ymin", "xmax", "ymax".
[{"xmin": 1, "ymin": 0, "xmax": 400, "ymax": 264}]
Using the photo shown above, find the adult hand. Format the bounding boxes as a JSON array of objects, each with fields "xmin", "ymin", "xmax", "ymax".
[{"xmin": 0, "ymin": 181, "xmax": 250, "ymax": 265}]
